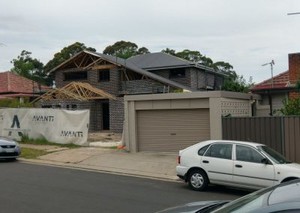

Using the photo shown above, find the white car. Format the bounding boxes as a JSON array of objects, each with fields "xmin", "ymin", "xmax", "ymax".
[
  {"xmin": 0, "ymin": 136, "xmax": 21, "ymax": 160},
  {"xmin": 176, "ymin": 140, "xmax": 300, "ymax": 191}
]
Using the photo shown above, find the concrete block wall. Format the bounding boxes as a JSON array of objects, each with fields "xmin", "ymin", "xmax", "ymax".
[
  {"xmin": 120, "ymin": 79, "xmax": 168, "ymax": 94},
  {"xmin": 110, "ymin": 97, "xmax": 124, "ymax": 133}
]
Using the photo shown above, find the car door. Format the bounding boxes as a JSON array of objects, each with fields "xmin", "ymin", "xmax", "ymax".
[
  {"xmin": 201, "ymin": 143, "xmax": 233, "ymax": 184},
  {"xmin": 233, "ymin": 144, "xmax": 276, "ymax": 188}
]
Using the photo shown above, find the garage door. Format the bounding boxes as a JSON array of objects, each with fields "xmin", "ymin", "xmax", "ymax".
[{"xmin": 137, "ymin": 109, "xmax": 210, "ymax": 152}]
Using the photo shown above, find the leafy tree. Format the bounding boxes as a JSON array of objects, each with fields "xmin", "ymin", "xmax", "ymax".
[
  {"xmin": 175, "ymin": 49, "xmax": 202, "ymax": 62},
  {"xmin": 198, "ymin": 55, "xmax": 214, "ymax": 67},
  {"xmin": 222, "ymin": 75, "xmax": 250, "ymax": 92},
  {"xmin": 137, "ymin": 47, "xmax": 150, "ymax": 55},
  {"xmin": 11, "ymin": 50, "xmax": 47, "ymax": 85},
  {"xmin": 213, "ymin": 61, "xmax": 233, "ymax": 72},
  {"xmin": 161, "ymin": 48, "xmax": 176, "ymax": 56},
  {"xmin": 44, "ymin": 42, "xmax": 96, "ymax": 72},
  {"xmin": 280, "ymin": 98, "xmax": 300, "ymax": 115},
  {"xmin": 214, "ymin": 62, "xmax": 251, "ymax": 92},
  {"xmin": 103, "ymin": 40, "xmax": 149, "ymax": 59}
]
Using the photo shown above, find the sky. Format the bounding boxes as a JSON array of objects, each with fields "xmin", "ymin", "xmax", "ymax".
[{"xmin": 1, "ymin": 0, "xmax": 300, "ymax": 84}]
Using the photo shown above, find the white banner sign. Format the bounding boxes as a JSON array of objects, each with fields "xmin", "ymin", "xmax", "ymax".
[{"xmin": 0, "ymin": 108, "xmax": 90, "ymax": 145}]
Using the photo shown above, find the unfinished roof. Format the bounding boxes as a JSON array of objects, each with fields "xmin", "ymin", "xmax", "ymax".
[
  {"xmin": 32, "ymin": 82, "xmax": 116, "ymax": 103},
  {"xmin": 49, "ymin": 50, "xmax": 194, "ymax": 92}
]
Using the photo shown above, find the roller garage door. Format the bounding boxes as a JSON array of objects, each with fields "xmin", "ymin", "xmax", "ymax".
[{"xmin": 137, "ymin": 109, "xmax": 210, "ymax": 152}]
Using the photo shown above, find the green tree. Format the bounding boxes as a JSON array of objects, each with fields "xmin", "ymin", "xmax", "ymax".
[
  {"xmin": 103, "ymin": 40, "xmax": 149, "ymax": 59},
  {"xmin": 213, "ymin": 61, "xmax": 233, "ymax": 72},
  {"xmin": 44, "ymin": 42, "xmax": 96, "ymax": 72},
  {"xmin": 222, "ymin": 75, "xmax": 250, "ymax": 92},
  {"xmin": 198, "ymin": 55, "xmax": 214, "ymax": 67},
  {"xmin": 162, "ymin": 48, "xmax": 214, "ymax": 66},
  {"xmin": 137, "ymin": 47, "xmax": 150, "ymax": 55},
  {"xmin": 161, "ymin": 48, "xmax": 176, "ymax": 56},
  {"xmin": 175, "ymin": 49, "xmax": 202, "ymax": 62},
  {"xmin": 280, "ymin": 98, "xmax": 300, "ymax": 115},
  {"xmin": 11, "ymin": 50, "xmax": 47, "ymax": 85},
  {"xmin": 214, "ymin": 62, "xmax": 251, "ymax": 92}
]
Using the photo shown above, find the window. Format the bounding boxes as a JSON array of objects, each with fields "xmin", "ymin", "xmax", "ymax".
[
  {"xmin": 169, "ymin": 68, "xmax": 185, "ymax": 78},
  {"xmin": 99, "ymin": 69, "xmax": 110, "ymax": 81},
  {"xmin": 236, "ymin": 145, "xmax": 265, "ymax": 163},
  {"xmin": 64, "ymin": 71, "xmax": 87, "ymax": 81},
  {"xmin": 204, "ymin": 143, "xmax": 232, "ymax": 160},
  {"xmin": 198, "ymin": 145, "xmax": 209, "ymax": 156}
]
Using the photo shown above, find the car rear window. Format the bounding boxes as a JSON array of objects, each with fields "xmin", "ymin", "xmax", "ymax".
[{"xmin": 198, "ymin": 145, "xmax": 209, "ymax": 156}]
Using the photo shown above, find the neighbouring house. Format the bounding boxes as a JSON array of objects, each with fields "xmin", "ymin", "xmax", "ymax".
[
  {"xmin": 0, "ymin": 71, "xmax": 49, "ymax": 101},
  {"xmin": 251, "ymin": 52, "xmax": 300, "ymax": 116},
  {"xmin": 42, "ymin": 50, "xmax": 226, "ymax": 133}
]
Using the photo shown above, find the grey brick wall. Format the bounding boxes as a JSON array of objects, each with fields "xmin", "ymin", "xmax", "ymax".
[
  {"xmin": 120, "ymin": 79, "xmax": 171, "ymax": 94},
  {"xmin": 110, "ymin": 97, "xmax": 124, "ymax": 133}
]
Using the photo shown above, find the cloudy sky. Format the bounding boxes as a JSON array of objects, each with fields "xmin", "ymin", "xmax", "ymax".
[{"xmin": 1, "ymin": 0, "xmax": 300, "ymax": 83}]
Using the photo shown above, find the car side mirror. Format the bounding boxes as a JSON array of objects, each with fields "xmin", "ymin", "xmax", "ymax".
[{"xmin": 261, "ymin": 158, "xmax": 270, "ymax": 164}]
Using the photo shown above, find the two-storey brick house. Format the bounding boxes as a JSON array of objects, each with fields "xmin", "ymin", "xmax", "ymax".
[{"xmin": 44, "ymin": 50, "xmax": 225, "ymax": 133}]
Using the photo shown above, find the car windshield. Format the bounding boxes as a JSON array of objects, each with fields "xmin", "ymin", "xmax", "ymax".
[
  {"xmin": 211, "ymin": 186, "xmax": 275, "ymax": 213},
  {"xmin": 257, "ymin": 145, "xmax": 291, "ymax": 164}
]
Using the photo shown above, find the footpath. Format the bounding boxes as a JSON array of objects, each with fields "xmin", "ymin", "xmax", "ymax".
[{"xmin": 20, "ymin": 142, "xmax": 179, "ymax": 182}]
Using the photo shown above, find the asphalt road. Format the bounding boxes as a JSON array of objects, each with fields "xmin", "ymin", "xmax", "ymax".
[{"xmin": 0, "ymin": 160, "xmax": 249, "ymax": 213}]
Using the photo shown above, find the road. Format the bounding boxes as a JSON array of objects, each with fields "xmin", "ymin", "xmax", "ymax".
[{"xmin": 0, "ymin": 160, "xmax": 249, "ymax": 213}]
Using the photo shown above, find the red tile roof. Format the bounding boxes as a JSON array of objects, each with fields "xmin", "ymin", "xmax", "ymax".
[
  {"xmin": 0, "ymin": 71, "xmax": 50, "ymax": 95},
  {"xmin": 251, "ymin": 70, "xmax": 292, "ymax": 91}
]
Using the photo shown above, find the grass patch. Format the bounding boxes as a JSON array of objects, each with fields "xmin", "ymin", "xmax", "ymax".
[
  {"xmin": 20, "ymin": 147, "xmax": 48, "ymax": 159},
  {"xmin": 20, "ymin": 135, "xmax": 80, "ymax": 148}
]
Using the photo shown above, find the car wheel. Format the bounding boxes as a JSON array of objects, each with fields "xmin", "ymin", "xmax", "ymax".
[{"xmin": 188, "ymin": 169, "xmax": 208, "ymax": 191}]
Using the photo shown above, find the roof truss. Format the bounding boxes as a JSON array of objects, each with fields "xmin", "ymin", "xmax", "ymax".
[
  {"xmin": 32, "ymin": 82, "xmax": 116, "ymax": 103},
  {"xmin": 57, "ymin": 52, "xmax": 117, "ymax": 71}
]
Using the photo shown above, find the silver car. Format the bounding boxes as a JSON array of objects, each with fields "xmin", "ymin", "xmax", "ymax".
[
  {"xmin": 0, "ymin": 136, "xmax": 21, "ymax": 160},
  {"xmin": 157, "ymin": 179, "xmax": 300, "ymax": 213}
]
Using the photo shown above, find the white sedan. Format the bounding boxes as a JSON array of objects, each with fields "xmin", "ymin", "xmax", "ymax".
[{"xmin": 176, "ymin": 140, "xmax": 300, "ymax": 191}]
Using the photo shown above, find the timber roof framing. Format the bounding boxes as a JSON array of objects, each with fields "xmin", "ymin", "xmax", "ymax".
[
  {"xmin": 32, "ymin": 82, "xmax": 116, "ymax": 103},
  {"xmin": 49, "ymin": 50, "xmax": 193, "ymax": 92},
  {"xmin": 51, "ymin": 52, "xmax": 117, "ymax": 72}
]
